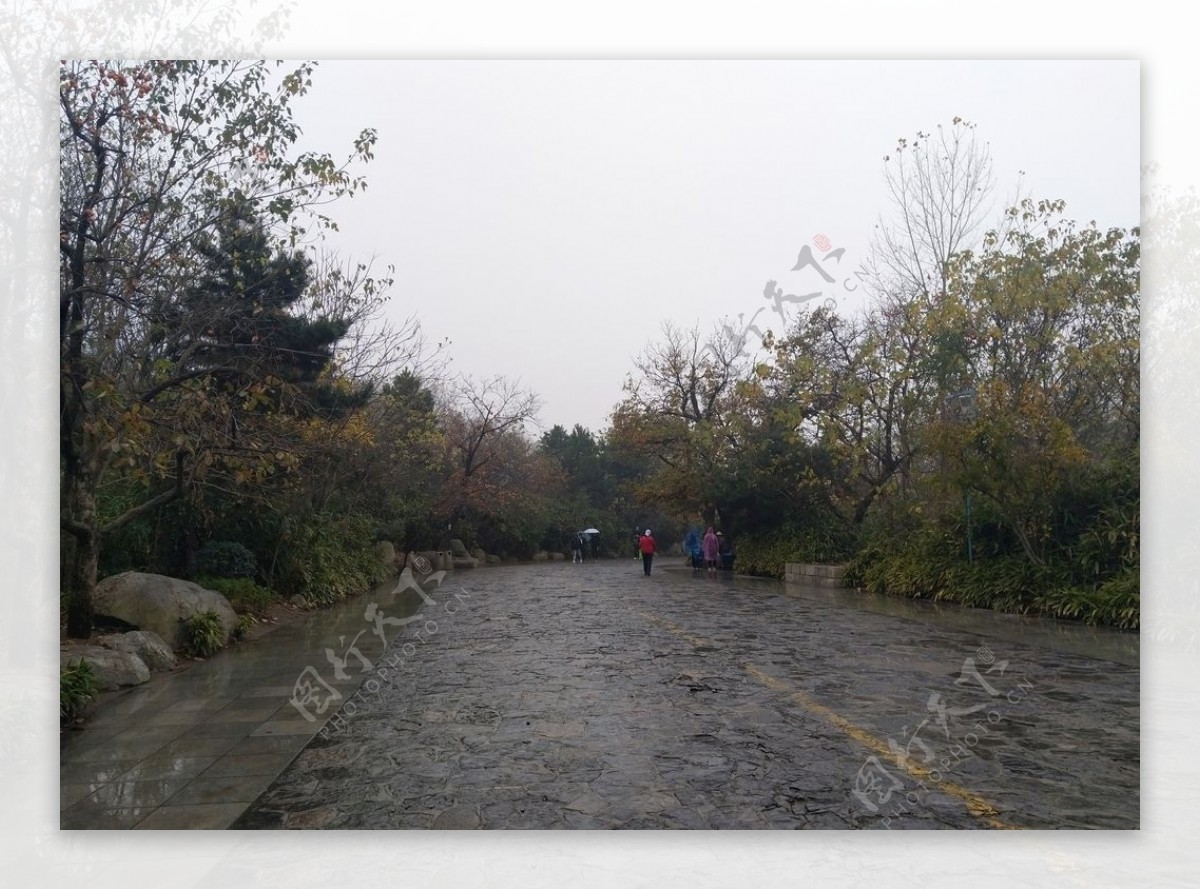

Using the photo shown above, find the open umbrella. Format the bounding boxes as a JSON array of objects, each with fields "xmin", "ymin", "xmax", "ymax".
[{"xmin": 582, "ymin": 527, "xmax": 600, "ymax": 534}]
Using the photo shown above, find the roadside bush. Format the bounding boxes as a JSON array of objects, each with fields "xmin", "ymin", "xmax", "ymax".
[
  {"xmin": 845, "ymin": 516, "xmax": 1138, "ymax": 628},
  {"xmin": 734, "ymin": 533, "xmax": 795, "ymax": 578},
  {"xmin": 736, "ymin": 522, "xmax": 857, "ymax": 579},
  {"xmin": 181, "ymin": 610, "xmax": 225, "ymax": 657},
  {"xmin": 1091, "ymin": 567, "xmax": 1140, "ymax": 629},
  {"xmin": 1031, "ymin": 568, "xmax": 1139, "ymax": 630},
  {"xmin": 196, "ymin": 575, "xmax": 277, "ymax": 617},
  {"xmin": 231, "ymin": 613, "xmax": 258, "ymax": 642},
  {"xmin": 275, "ymin": 513, "xmax": 388, "ymax": 606},
  {"xmin": 60, "ymin": 659, "xmax": 98, "ymax": 723},
  {"xmin": 194, "ymin": 540, "xmax": 258, "ymax": 579}
]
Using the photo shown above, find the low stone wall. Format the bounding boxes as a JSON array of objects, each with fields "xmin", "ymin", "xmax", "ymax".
[{"xmin": 784, "ymin": 563, "xmax": 848, "ymax": 588}]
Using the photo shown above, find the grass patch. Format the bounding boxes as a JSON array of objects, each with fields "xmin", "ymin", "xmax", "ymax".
[{"xmin": 61, "ymin": 659, "xmax": 98, "ymax": 723}]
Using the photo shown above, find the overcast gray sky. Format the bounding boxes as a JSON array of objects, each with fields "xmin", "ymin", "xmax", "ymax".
[{"xmin": 291, "ymin": 59, "xmax": 1140, "ymax": 435}]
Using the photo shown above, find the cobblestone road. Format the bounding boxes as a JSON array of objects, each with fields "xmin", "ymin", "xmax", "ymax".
[{"xmin": 233, "ymin": 560, "xmax": 1139, "ymax": 830}]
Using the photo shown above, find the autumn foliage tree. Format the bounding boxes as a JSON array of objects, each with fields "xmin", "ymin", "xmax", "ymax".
[
  {"xmin": 604, "ymin": 121, "xmax": 1139, "ymax": 626},
  {"xmin": 933, "ymin": 199, "xmax": 1140, "ymax": 568},
  {"xmin": 431, "ymin": 375, "xmax": 553, "ymax": 553},
  {"xmin": 609, "ymin": 321, "xmax": 752, "ymax": 530},
  {"xmin": 60, "ymin": 60, "xmax": 377, "ymax": 635}
]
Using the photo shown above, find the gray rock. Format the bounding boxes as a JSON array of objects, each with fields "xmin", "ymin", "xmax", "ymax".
[
  {"xmin": 470, "ymin": 548, "xmax": 486, "ymax": 561},
  {"xmin": 549, "ymin": 552, "xmax": 565, "ymax": 561},
  {"xmin": 451, "ymin": 556, "xmax": 478, "ymax": 569},
  {"xmin": 532, "ymin": 551, "xmax": 549, "ymax": 562},
  {"xmin": 97, "ymin": 630, "xmax": 176, "ymax": 672},
  {"xmin": 374, "ymin": 540, "xmax": 397, "ymax": 567},
  {"xmin": 60, "ymin": 645, "xmax": 150, "ymax": 691},
  {"xmin": 93, "ymin": 572, "xmax": 237, "ymax": 652},
  {"xmin": 485, "ymin": 554, "xmax": 502, "ymax": 565},
  {"xmin": 449, "ymin": 538, "xmax": 470, "ymax": 558}
]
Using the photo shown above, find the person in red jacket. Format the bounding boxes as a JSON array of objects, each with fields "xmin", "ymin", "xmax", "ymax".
[{"xmin": 638, "ymin": 529, "xmax": 656, "ymax": 575}]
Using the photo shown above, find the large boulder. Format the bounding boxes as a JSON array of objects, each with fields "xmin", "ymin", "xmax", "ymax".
[
  {"xmin": 97, "ymin": 630, "xmax": 177, "ymax": 672},
  {"xmin": 60, "ymin": 645, "xmax": 150, "ymax": 691},
  {"xmin": 449, "ymin": 538, "xmax": 470, "ymax": 558},
  {"xmin": 470, "ymin": 547, "xmax": 486, "ymax": 561},
  {"xmin": 93, "ymin": 572, "xmax": 237, "ymax": 652}
]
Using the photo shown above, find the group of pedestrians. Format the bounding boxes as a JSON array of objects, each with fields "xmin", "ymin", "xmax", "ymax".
[
  {"xmin": 683, "ymin": 526, "xmax": 732, "ymax": 575},
  {"xmin": 636, "ymin": 526, "xmax": 732, "ymax": 576},
  {"xmin": 573, "ymin": 527, "xmax": 730, "ymax": 576}
]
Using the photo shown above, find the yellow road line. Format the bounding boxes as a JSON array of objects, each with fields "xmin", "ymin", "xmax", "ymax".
[{"xmin": 638, "ymin": 611, "xmax": 1018, "ymax": 830}]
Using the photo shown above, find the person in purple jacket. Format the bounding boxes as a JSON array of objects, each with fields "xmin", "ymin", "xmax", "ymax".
[{"xmin": 702, "ymin": 526, "xmax": 720, "ymax": 576}]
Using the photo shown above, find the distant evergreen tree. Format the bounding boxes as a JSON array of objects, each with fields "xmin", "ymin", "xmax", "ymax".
[{"xmin": 173, "ymin": 199, "xmax": 369, "ymax": 417}]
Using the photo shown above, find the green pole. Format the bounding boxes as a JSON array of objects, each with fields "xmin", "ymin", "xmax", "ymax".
[{"xmin": 966, "ymin": 491, "xmax": 974, "ymax": 563}]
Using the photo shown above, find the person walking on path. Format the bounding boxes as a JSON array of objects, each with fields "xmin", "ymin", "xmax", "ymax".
[
  {"xmin": 684, "ymin": 528, "xmax": 702, "ymax": 569},
  {"xmin": 572, "ymin": 533, "xmax": 584, "ymax": 564},
  {"xmin": 639, "ymin": 529, "xmax": 656, "ymax": 575},
  {"xmin": 702, "ymin": 526, "xmax": 720, "ymax": 576}
]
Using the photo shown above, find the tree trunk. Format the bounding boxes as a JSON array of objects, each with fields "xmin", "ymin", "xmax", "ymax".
[
  {"xmin": 853, "ymin": 488, "xmax": 878, "ymax": 526},
  {"xmin": 1007, "ymin": 514, "xmax": 1045, "ymax": 568},
  {"xmin": 63, "ymin": 464, "xmax": 99, "ymax": 639}
]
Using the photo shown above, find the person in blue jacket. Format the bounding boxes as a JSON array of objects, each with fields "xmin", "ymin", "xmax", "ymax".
[{"xmin": 684, "ymin": 529, "xmax": 702, "ymax": 568}]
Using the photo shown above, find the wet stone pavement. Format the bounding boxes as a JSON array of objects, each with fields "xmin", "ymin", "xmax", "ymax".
[
  {"xmin": 229, "ymin": 560, "xmax": 1139, "ymax": 830},
  {"xmin": 59, "ymin": 576, "xmax": 425, "ymax": 829}
]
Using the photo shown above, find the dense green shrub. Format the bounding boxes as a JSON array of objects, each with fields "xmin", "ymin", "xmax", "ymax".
[
  {"xmin": 181, "ymin": 610, "xmax": 225, "ymax": 657},
  {"xmin": 95, "ymin": 482, "xmax": 156, "ymax": 577},
  {"xmin": 231, "ymin": 613, "xmax": 258, "ymax": 641},
  {"xmin": 196, "ymin": 576, "xmax": 277, "ymax": 617},
  {"xmin": 60, "ymin": 659, "xmax": 98, "ymax": 723},
  {"xmin": 1029, "ymin": 568, "xmax": 1139, "ymax": 630},
  {"xmin": 735, "ymin": 522, "xmax": 858, "ymax": 579},
  {"xmin": 195, "ymin": 541, "xmax": 258, "ymax": 579},
  {"xmin": 1092, "ymin": 568, "xmax": 1140, "ymax": 629},
  {"xmin": 844, "ymin": 516, "xmax": 1138, "ymax": 628},
  {"xmin": 275, "ymin": 513, "xmax": 388, "ymax": 606}
]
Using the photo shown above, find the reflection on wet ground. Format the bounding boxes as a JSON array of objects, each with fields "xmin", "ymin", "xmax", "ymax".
[
  {"xmin": 59, "ymin": 575, "xmax": 422, "ymax": 829},
  {"xmin": 654, "ymin": 563, "xmax": 1138, "ymax": 667},
  {"xmin": 229, "ymin": 559, "xmax": 1139, "ymax": 830},
  {"xmin": 776, "ymin": 576, "xmax": 1139, "ymax": 667}
]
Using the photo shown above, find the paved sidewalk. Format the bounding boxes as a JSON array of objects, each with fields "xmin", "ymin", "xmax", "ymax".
[{"xmin": 59, "ymin": 574, "xmax": 419, "ymax": 829}]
